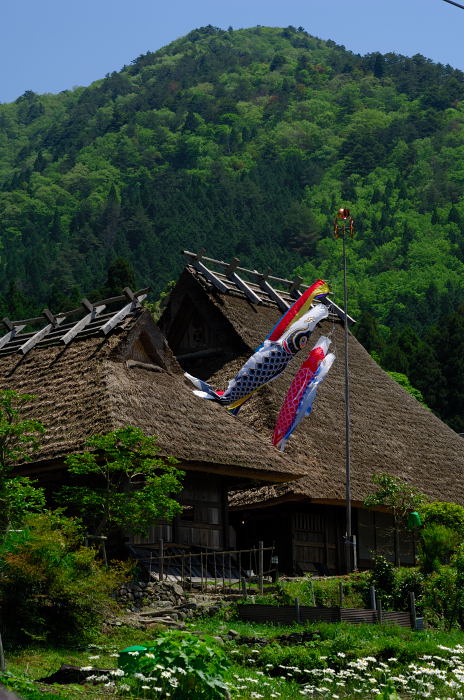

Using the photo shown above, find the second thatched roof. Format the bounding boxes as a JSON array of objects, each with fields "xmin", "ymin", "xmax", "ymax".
[{"xmin": 161, "ymin": 266, "xmax": 464, "ymax": 508}]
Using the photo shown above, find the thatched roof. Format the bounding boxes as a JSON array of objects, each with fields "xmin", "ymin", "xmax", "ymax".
[
  {"xmin": 0, "ymin": 309, "xmax": 302, "ymax": 483},
  {"xmin": 161, "ymin": 266, "xmax": 464, "ymax": 508}
]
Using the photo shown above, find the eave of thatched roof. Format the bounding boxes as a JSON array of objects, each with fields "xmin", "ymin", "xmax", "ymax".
[
  {"xmin": 0, "ymin": 309, "xmax": 302, "ymax": 483},
  {"xmin": 162, "ymin": 267, "xmax": 464, "ymax": 508}
]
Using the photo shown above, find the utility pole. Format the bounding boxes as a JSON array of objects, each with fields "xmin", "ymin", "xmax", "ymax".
[{"xmin": 334, "ymin": 207, "xmax": 355, "ymax": 573}]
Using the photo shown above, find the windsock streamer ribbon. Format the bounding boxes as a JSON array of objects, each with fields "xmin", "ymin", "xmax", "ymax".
[
  {"xmin": 272, "ymin": 336, "xmax": 335, "ymax": 452},
  {"xmin": 266, "ymin": 279, "xmax": 329, "ymax": 342},
  {"xmin": 185, "ymin": 299, "xmax": 329, "ymax": 414}
]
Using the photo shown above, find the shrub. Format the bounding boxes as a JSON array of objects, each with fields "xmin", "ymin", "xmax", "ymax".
[
  {"xmin": 422, "ymin": 566, "xmax": 460, "ymax": 629},
  {"xmin": 0, "ymin": 511, "xmax": 126, "ymax": 647},
  {"xmin": 421, "ymin": 501, "xmax": 464, "ymax": 538},
  {"xmin": 119, "ymin": 631, "xmax": 230, "ymax": 698},
  {"xmin": 419, "ymin": 523, "xmax": 459, "ymax": 574}
]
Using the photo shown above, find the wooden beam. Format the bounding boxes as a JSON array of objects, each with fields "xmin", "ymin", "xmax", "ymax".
[
  {"xmin": 18, "ymin": 313, "xmax": 65, "ymax": 355},
  {"xmin": 321, "ymin": 296, "xmax": 356, "ymax": 324},
  {"xmin": 0, "ymin": 324, "xmax": 26, "ymax": 350},
  {"xmin": 61, "ymin": 304, "xmax": 106, "ymax": 345},
  {"xmin": 288, "ymin": 276, "xmax": 303, "ymax": 298},
  {"xmin": 227, "ymin": 270, "xmax": 262, "ymax": 304},
  {"xmin": 192, "ymin": 259, "xmax": 229, "ymax": 293},
  {"xmin": 256, "ymin": 277, "xmax": 289, "ymax": 312},
  {"xmin": 101, "ymin": 293, "xmax": 147, "ymax": 335}
]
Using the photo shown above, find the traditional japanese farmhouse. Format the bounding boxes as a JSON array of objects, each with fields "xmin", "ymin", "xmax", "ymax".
[
  {"xmin": 160, "ymin": 252, "xmax": 464, "ymax": 574},
  {"xmin": 0, "ymin": 289, "xmax": 302, "ymax": 561}
]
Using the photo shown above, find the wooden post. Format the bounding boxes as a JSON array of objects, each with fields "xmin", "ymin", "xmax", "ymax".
[
  {"xmin": 0, "ymin": 626, "xmax": 5, "ymax": 672},
  {"xmin": 377, "ymin": 597, "xmax": 383, "ymax": 624},
  {"xmin": 159, "ymin": 539, "xmax": 164, "ymax": 582},
  {"xmin": 258, "ymin": 541, "xmax": 264, "ymax": 595},
  {"xmin": 369, "ymin": 585, "xmax": 377, "ymax": 611},
  {"xmin": 409, "ymin": 591, "xmax": 417, "ymax": 630},
  {"xmin": 295, "ymin": 597, "xmax": 301, "ymax": 624},
  {"xmin": 241, "ymin": 577, "xmax": 247, "ymax": 600},
  {"xmin": 339, "ymin": 580, "xmax": 344, "ymax": 608},
  {"xmin": 352, "ymin": 534, "xmax": 358, "ymax": 570},
  {"xmin": 309, "ymin": 579, "xmax": 316, "ymax": 606}
]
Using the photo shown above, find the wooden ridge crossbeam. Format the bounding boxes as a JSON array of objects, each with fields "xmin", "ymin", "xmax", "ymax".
[
  {"xmin": 182, "ymin": 250, "xmax": 355, "ymax": 323},
  {"xmin": 0, "ymin": 287, "xmax": 150, "ymax": 358}
]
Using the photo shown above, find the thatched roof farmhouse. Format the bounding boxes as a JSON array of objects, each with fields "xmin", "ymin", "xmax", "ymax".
[
  {"xmin": 0, "ymin": 290, "xmax": 301, "ymax": 555},
  {"xmin": 160, "ymin": 254, "xmax": 464, "ymax": 573}
]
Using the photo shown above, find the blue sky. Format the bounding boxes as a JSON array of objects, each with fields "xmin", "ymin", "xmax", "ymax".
[{"xmin": 2, "ymin": 0, "xmax": 463, "ymax": 103}]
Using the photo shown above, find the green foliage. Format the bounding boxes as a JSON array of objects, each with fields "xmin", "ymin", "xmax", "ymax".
[
  {"xmin": 385, "ymin": 371, "xmax": 429, "ymax": 408},
  {"xmin": 0, "ymin": 390, "xmax": 46, "ymax": 532},
  {"xmin": 0, "ymin": 390, "xmax": 45, "ymax": 468},
  {"xmin": 421, "ymin": 500, "xmax": 464, "ymax": 537},
  {"xmin": 59, "ymin": 426, "xmax": 184, "ymax": 537},
  {"xmin": 364, "ymin": 473, "xmax": 425, "ymax": 532},
  {"xmin": 0, "ymin": 511, "xmax": 126, "ymax": 647},
  {"xmin": 419, "ymin": 523, "xmax": 459, "ymax": 574},
  {"xmin": 118, "ymin": 631, "xmax": 230, "ymax": 698},
  {"xmin": 2, "ymin": 28, "xmax": 464, "ymax": 426}
]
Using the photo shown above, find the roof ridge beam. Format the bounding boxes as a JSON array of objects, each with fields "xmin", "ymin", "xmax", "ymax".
[
  {"xmin": 183, "ymin": 250, "xmax": 299, "ymax": 289},
  {"xmin": 0, "ymin": 323, "xmax": 26, "ymax": 350},
  {"xmin": 322, "ymin": 296, "xmax": 356, "ymax": 324},
  {"xmin": 225, "ymin": 258, "xmax": 262, "ymax": 305},
  {"xmin": 101, "ymin": 290, "xmax": 148, "ymax": 335},
  {"xmin": 254, "ymin": 269, "xmax": 289, "ymax": 312},
  {"xmin": 61, "ymin": 301, "xmax": 107, "ymax": 345},
  {"xmin": 18, "ymin": 310, "xmax": 65, "ymax": 355}
]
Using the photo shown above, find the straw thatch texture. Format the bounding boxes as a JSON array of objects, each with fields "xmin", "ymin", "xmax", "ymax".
[
  {"xmin": 163, "ymin": 268, "xmax": 464, "ymax": 508},
  {"xmin": 0, "ymin": 310, "xmax": 301, "ymax": 483}
]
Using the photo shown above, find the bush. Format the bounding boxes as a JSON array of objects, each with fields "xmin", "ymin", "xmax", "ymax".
[
  {"xmin": 0, "ymin": 511, "xmax": 126, "ymax": 647},
  {"xmin": 421, "ymin": 501, "xmax": 464, "ymax": 538},
  {"xmin": 118, "ymin": 631, "xmax": 230, "ymax": 698},
  {"xmin": 419, "ymin": 523, "xmax": 459, "ymax": 574}
]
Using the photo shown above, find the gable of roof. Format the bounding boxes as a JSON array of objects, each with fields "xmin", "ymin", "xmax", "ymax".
[
  {"xmin": 161, "ymin": 265, "xmax": 464, "ymax": 508},
  {"xmin": 0, "ymin": 308, "xmax": 302, "ymax": 484}
]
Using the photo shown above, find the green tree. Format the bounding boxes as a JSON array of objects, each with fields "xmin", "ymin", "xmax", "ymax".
[
  {"xmin": 0, "ymin": 391, "xmax": 46, "ymax": 533},
  {"xmin": 59, "ymin": 427, "xmax": 184, "ymax": 537},
  {"xmin": 364, "ymin": 473, "xmax": 425, "ymax": 566},
  {"xmin": 0, "ymin": 511, "xmax": 125, "ymax": 647}
]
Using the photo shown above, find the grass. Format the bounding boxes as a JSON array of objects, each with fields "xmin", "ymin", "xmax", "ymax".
[{"xmin": 6, "ymin": 610, "xmax": 464, "ymax": 698}]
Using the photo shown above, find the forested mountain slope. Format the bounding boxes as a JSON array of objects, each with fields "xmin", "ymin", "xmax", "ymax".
[{"xmin": 1, "ymin": 25, "xmax": 464, "ymax": 428}]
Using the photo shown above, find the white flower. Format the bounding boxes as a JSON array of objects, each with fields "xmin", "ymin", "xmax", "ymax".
[
  {"xmin": 120, "ymin": 684, "xmax": 130, "ymax": 692},
  {"xmin": 128, "ymin": 651, "xmax": 139, "ymax": 656},
  {"xmin": 110, "ymin": 668, "xmax": 125, "ymax": 677},
  {"xmin": 80, "ymin": 666, "xmax": 93, "ymax": 671},
  {"xmin": 337, "ymin": 652, "xmax": 346, "ymax": 658},
  {"xmin": 145, "ymin": 652, "xmax": 155, "ymax": 659},
  {"xmin": 88, "ymin": 655, "xmax": 100, "ymax": 660}
]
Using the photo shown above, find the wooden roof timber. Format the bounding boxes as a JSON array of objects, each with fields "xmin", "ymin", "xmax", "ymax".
[
  {"xmin": 0, "ymin": 287, "xmax": 149, "ymax": 357},
  {"xmin": 182, "ymin": 250, "xmax": 355, "ymax": 324}
]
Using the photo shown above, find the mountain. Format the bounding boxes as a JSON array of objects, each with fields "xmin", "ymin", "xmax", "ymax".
[{"xmin": 1, "ymin": 25, "xmax": 464, "ymax": 428}]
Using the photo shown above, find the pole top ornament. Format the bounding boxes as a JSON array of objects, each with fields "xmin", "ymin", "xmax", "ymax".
[{"xmin": 334, "ymin": 207, "xmax": 354, "ymax": 238}]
